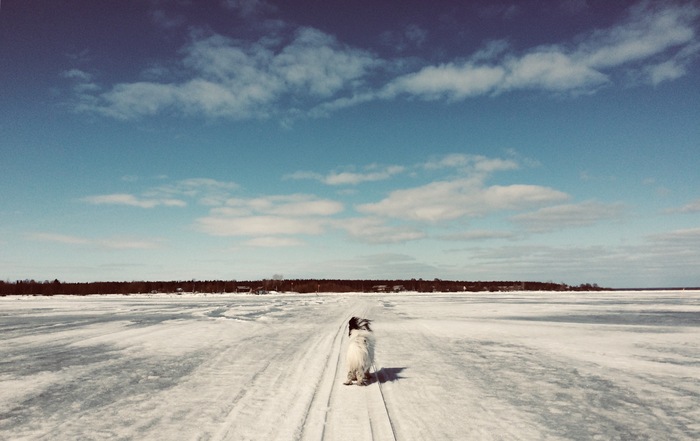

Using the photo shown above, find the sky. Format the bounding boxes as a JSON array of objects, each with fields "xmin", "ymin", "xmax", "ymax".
[{"xmin": 1, "ymin": 0, "xmax": 699, "ymax": 288}]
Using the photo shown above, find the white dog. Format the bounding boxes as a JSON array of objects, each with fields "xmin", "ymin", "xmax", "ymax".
[{"xmin": 343, "ymin": 317, "xmax": 375, "ymax": 386}]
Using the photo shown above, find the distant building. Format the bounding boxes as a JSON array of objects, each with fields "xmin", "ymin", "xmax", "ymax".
[
  {"xmin": 392, "ymin": 285, "xmax": 405, "ymax": 292},
  {"xmin": 237, "ymin": 286, "xmax": 252, "ymax": 293},
  {"xmin": 372, "ymin": 285, "xmax": 388, "ymax": 292}
]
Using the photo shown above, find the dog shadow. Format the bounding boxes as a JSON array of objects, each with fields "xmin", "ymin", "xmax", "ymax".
[{"xmin": 370, "ymin": 367, "xmax": 407, "ymax": 385}]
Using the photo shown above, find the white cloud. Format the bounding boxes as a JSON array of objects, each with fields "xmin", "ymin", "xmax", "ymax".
[
  {"xmin": 423, "ymin": 154, "xmax": 519, "ymax": 174},
  {"xmin": 272, "ymin": 28, "xmax": 379, "ymax": 97},
  {"xmin": 195, "ymin": 215, "xmax": 327, "ymax": 236},
  {"xmin": 75, "ymin": 27, "xmax": 381, "ymax": 120},
  {"xmin": 83, "ymin": 178, "xmax": 239, "ymax": 209},
  {"xmin": 66, "ymin": 2, "xmax": 699, "ymax": 120},
  {"xmin": 243, "ymin": 236, "xmax": 305, "ymax": 247},
  {"xmin": 82, "ymin": 193, "xmax": 186, "ymax": 208},
  {"xmin": 222, "ymin": 194, "xmax": 344, "ymax": 216},
  {"xmin": 510, "ymin": 200, "xmax": 626, "ymax": 232},
  {"xmin": 579, "ymin": 2, "xmax": 699, "ymax": 70},
  {"xmin": 195, "ymin": 194, "xmax": 342, "ymax": 237},
  {"xmin": 383, "ymin": 2, "xmax": 699, "ymax": 100},
  {"xmin": 357, "ymin": 178, "xmax": 569, "ymax": 222},
  {"xmin": 288, "ymin": 164, "xmax": 405, "ymax": 185},
  {"xmin": 382, "ymin": 63, "xmax": 506, "ymax": 100},
  {"xmin": 335, "ymin": 217, "xmax": 425, "ymax": 244}
]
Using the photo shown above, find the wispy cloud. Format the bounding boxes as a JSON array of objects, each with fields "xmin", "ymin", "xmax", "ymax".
[
  {"xmin": 82, "ymin": 178, "xmax": 238, "ymax": 208},
  {"xmin": 422, "ymin": 154, "xmax": 519, "ymax": 174},
  {"xmin": 440, "ymin": 229, "xmax": 518, "ymax": 242},
  {"xmin": 243, "ymin": 236, "xmax": 305, "ymax": 247},
  {"xmin": 335, "ymin": 217, "xmax": 425, "ymax": 244},
  {"xmin": 286, "ymin": 164, "xmax": 405, "ymax": 185},
  {"xmin": 667, "ymin": 198, "xmax": 700, "ymax": 214},
  {"xmin": 28, "ymin": 233, "xmax": 163, "ymax": 250},
  {"xmin": 510, "ymin": 200, "xmax": 626, "ymax": 232},
  {"xmin": 81, "ymin": 193, "xmax": 187, "ymax": 208}
]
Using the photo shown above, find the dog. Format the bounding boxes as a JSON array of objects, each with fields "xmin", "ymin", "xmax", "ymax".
[{"xmin": 343, "ymin": 317, "xmax": 375, "ymax": 386}]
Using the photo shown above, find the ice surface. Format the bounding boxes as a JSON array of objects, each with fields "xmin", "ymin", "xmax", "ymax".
[{"xmin": 1, "ymin": 291, "xmax": 698, "ymax": 440}]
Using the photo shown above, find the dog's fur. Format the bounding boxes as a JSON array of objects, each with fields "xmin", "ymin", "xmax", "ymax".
[{"xmin": 343, "ymin": 317, "xmax": 375, "ymax": 386}]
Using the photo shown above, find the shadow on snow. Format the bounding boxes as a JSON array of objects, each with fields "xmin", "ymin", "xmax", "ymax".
[{"xmin": 370, "ymin": 367, "xmax": 407, "ymax": 385}]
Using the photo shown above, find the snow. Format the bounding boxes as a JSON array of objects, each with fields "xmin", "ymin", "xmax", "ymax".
[{"xmin": 1, "ymin": 291, "xmax": 699, "ymax": 440}]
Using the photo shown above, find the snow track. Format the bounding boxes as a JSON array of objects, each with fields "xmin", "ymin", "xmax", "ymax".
[{"xmin": 301, "ymin": 309, "xmax": 397, "ymax": 441}]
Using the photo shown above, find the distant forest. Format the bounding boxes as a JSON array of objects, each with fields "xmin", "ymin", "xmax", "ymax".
[{"xmin": 0, "ymin": 278, "xmax": 607, "ymax": 296}]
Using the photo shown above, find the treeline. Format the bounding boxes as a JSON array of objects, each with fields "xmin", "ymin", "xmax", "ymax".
[{"xmin": 0, "ymin": 278, "xmax": 606, "ymax": 296}]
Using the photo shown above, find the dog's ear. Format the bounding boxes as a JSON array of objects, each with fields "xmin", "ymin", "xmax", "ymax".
[{"xmin": 348, "ymin": 317, "xmax": 358, "ymax": 335}]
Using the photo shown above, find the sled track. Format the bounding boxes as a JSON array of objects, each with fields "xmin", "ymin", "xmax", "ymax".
[
  {"xmin": 300, "ymin": 315, "xmax": 397, "ymax": 441},
  {"xmin": 370, "ymin": 360, "xmax": 398, "ymax": 441},
  {"xmin": 297, "ymin": 318, "xmax": 347, "ymax": 441}
]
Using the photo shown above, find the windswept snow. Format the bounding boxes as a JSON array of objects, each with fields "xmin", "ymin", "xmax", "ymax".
[{"xmin": 1, "ymin": 291, "xmax": 699, "ymax": 440}]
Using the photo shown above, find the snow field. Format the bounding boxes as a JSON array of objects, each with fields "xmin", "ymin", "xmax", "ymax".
[{"xmin": 1, "ymin": 291, "xmax": 698, "ymax": 440}]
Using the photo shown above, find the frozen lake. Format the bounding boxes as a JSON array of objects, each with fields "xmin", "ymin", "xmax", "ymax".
[{"xmin": 1, "ymin": 291, "xmax": 699, "ymax": 440}]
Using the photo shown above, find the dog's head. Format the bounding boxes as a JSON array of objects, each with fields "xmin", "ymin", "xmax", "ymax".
[{"xmin": 348, "ymin": 316, "xmax": 372, "ymax": 336}]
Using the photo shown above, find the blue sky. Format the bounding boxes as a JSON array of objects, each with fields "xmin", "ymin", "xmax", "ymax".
[{"xmin": 1, "ymin": 0, "xmax": 699, "ymax": 288}]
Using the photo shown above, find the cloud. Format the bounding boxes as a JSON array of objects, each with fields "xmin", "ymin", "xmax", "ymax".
[
  {"xmin": 335, "ymin": 217, "xmax": 425, "ymax": 244},
  {"xmin": 243, "ymin": 236, "xmax": 305, "ymax": 247},
  {"xmin": 28, "ymin": 233, "xmax": 162, "ymax": 250},
  {"xmin": 82, "ymin": 193, "xmax": 186, "ymax": 208},
  {"xmin": 439, "ymin": 229, "xmax": 517, "ymax": 242},
  {"xmin": 510, "ymin": 200, "xmax": 626, "ymax": 232},
  {"xmin": 383, "ymin": 1, "xmax": 699, "ymax": 99},
  {"xmin": 382, "ymin": 63, "xmax": 507, "ymax": 100},
  {"xmin": 82, "ymin": 178, "xmax": 239, "ymax": 208},
  {"xmin": 194, "ymin": 194, "xmax": 342, "ymax": 237},
  {"xmin": 148, "ymin": 178, "xmax": 239, "ymax": 206},
  {"xmin": 668, "ymin": 198, "xmax": 700, "ymax": 214},
  {"xmin": 221, "ymin": 194, "xmax": 344, "ymax": 216},
  {"xmin": 648, "ymin": 227, "xmax": 700, "ymax": 247},
  {"xmin": 286, "ymin": 164, "xmax": 405, "ymax": 185},
  {"xmin": 66, "ymin": 2, "xmax": 699, "ymax": 121},
  {"xmin": 422, "ymin": 154, "xmax": 519, "ymax": 174},
  {"xmin": 196, "ymin": 215, "xmax": 326, "ymax": 236},
  {"xmin": 74, "ymin": 27, "xmax": 381, "ymax": 120},
  {"xmin": 578, "ymin": 2, "xmax": 699, "ymax": 70},
  {"xmin": 357, "ymin": 178, "xmax": 569, "ymax": 222}
]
